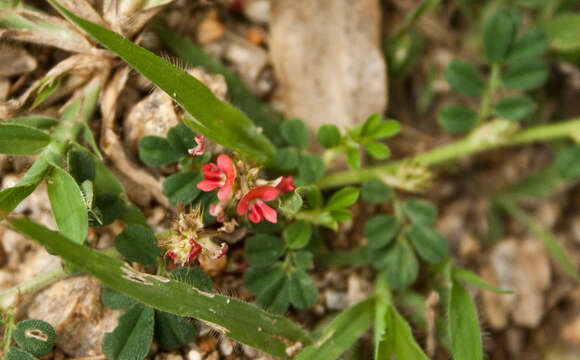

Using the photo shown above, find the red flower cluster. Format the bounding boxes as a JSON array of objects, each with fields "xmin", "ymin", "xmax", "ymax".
[{"xmin": 196, "ymin": 154, "xmax": 294, "ymax": 224}]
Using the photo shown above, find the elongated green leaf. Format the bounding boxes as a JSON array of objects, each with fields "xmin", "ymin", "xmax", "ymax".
[
  {"xmin": 154, "ymin": 24, "xmax": 284, "ymax": 146},
  {"xmin": 296, "ymin": 297, "xmax": 375, "ymax": 360},
  {"xmin": 5, "ymin": 116, "xmax": 58, "ymax": 129},
  {"xmin": 0, "ymin": 158, "xmax": 50, "ymax": 212},
  {"xmin": 102, "ymin": 304, "xmax": 154, "ymax": 360},
  {"xmin": 437, "ymin": 104, "xmax": 477, "ymax": 134},
  {"xmin": 0, "ymin": 124, "xmax": 50, "ymax": 155},
  {"xmin": 48, "ymin": 0, "xmax": 275, "ymax": 164},
  {"xmin": 378, "ymin": 305, "xmax": 429, "ymax": 360},
  {"xmin": 326, "ymin": 187, "xmax": 360, "ymax": 210},
  {"xmin": 407, "ymin": 224, "xmax": 448, "ymax": 263},
  {"xmin": 444, "ymin": 59, "xmax": 484, "ymax": 97},
  {"xmin": 449, "ymin": 280, "xmax": 483, "ymax": 360},
  {"xmin": 501, "ymin": 59, "xmax": 548, "ymax": 91},
  {"xmin": 452, "ymin": 268, "xmax": 512, "ymax": 294},
  {"xmin": 7, "ymin": 217, "xmax": 311, "ymax": 357},
  {"xmin": 498, "ymin": 198, "xmax": 580, "ymax": 281},
  {"xmin": 47, "ymin": 166, "xmax": 88, "ymax": 244},
  {"xmin": 493, "ymin": 95, "xmax": 535, "ymax": 121}
]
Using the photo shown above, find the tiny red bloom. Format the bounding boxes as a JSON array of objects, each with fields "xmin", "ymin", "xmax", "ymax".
[
  {"xmin": 276, "ymin": 176, "xmax": 295, "ymax": 194},
  {"xmin": 237, "ymin": 186, "xmax": 279, "ymax": 223},
  {"xmin": 187, "ymin": 238, "xmax": 202, "ymax": 262},
  {"xmin": 188, "ymin": 136, "xmax": 205, "ymax": 156},
  {"xmin": 197, "ymin": 154, "xmax": 235, "ymax": 200}
]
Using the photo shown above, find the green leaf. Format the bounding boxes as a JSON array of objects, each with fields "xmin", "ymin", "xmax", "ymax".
[
  {"xmin": 437, "ymin": 104, "xmax": 477, "ymax": 134},
  {"xmin": 154, "ymin": 25, "xmax": 284, "ymax": 146},
  {"xmin": 5, "ymin": 116, "xmax": 58, "ymax": 129},
  {"xmin": 299, "ymin": 185, "xmax": 323, "ymax": 209},
  {"xmin": 330, "ymin": 208, "xmax": 353, "ymax": 222},
  {"xmin": 444, "ymin": 59, "xmax": 485, "ymax": 97},
  {"xmin": 103, "ymin": 304, "xmax": 155, "ymax": 360},
  {"xmin": 293, "ymin": 251, "xmax": 313, "ymax": 270},
  {"xmin": 13, "ymin": 320, "xmax": 55, "ymax": 357},
  {"xmin": 295, "ymin": 297, "xmax": 374, "ymax": 360},
  {"xmin": 449, "ymin": 280, "xmax": 483, "ymax": 360},
  {"xmin": 501, "ymin": 59, "xmax": 548, "ymax": 91},
  {"xmin": 284, "ymin": 220, "xmax": 313, "ymax": 250},
  {"xmin": 102, "ymin": 286, "xmax": 137, "ymax": 309},
  {"xmin": 154, "ymin": 310, "xmax": 197, "ymax": 351},
  {"xmin": 281, "ymin": 118, "xmax": 310, "ymax": 149},
  {"xmin": 317, "ymin": 125, "xmax": 341, "ymax": 148},
  {"xmin": 403, "ymin": 198, "xmax": 437, "ymax": 225},
  {"xmin": 364, "ymin": 215, "xmax": 401, "ymax": 250},
  {"xmin": 506, "ymin": 28, "xmax": 548, "ymax": 63},
  {"xmin": 379, "ymin": 242, "xmax": 418, "ymax": 290},
  {"xmin": 91, "ymin": 193, "xmax": 122, "ymax": 227},
  {"xmin": 288, "ymin": 269, "xmax": 318, "ymax": 309},
  {"xmin": 362, "ymin": 140, "xmax": 391, "ymax": 159},
  {"xmin": 361, "ymin": 114, "xmax": 382, "ymax": 136},
  {"xmin": 0, "ymin": 158, "xmax": 50, "ymax": 212},
  {"xmin": 360, "ymin": 179, "xmax": 393, "ymax": 203},
  {"xmin": 6, "ymin": 348, "xmax": 38, "ymax": 360},
  {"xmin": 47, "ymin": 166, "xmax": 88, "ymax": 244},
  {"xmin": 67, "ymin": 148, "xmax": 95, "ymax": 184},
  {"xmin": 47, "ymin": 0, "xmax": 275, "ymax": 164},
  {"xmin": 170, "ymin": 267, "xmax": 213, "ymax": 292},
  {"xmin": 555, "ymin": 146, "xmax": 580, "ymax": 181},
  {"xmin": 138, "ymin": 136, "xmax": 180, "ymax": 167},
  {"xmin": 274, "ymin": 148, "xmax": 299, "ymax": 170},
  {"xmin": 482, "ymin": 7, "xmax": 518, "ymax": 63},
  {"xmin": 369, "ymin": 120, "xmax": 401, "ymax": 139},
  {"xmin": 0, "ymin": 124, "xmax": 51, "ymax": 155},
  {"xmin": 298, "ymin": 154, "xmax": 325, "ymax": 183},
  {"xmin": 166, "ymin": 123, "xmax": 196, "ymax": 155},
  {"xmin": 452, "ymin": 268, "xmax": 512, "ymax": 294},
  {"xmin": 114, "ymin": 224, "xmax": 161, "ymax": 265},
  {"xmin": 32, "ymin": 79, "xmax": 60, "ymax": 109},
  {"xmin": 493, "ymin": 95, "xmax": 535, "ymax": 121},
  {"xmin": 326, "ymin": 187, "xmax": 360, "ymax": 210},
  {"xmin": 407, "ymin": 224, "xmax": 448, "ymax": 263},
  {"xmin": 244, "ymin": 263, "xmax": 286, "ymax": 295},
  {"xmin": 162, "ymin": 172, "xmax": 202, "ymax": 205},
  {"xmin": 7, "ymin": 217, "xmax": 311, "ymax": 357},
  {"xmin": 244, "ymin": 234, "xmax": 285, "ymax": 267},
  {"xmin": 542, "ymin": 14, "xmax": 580, "ymax": 59},
  {"xmin": 257, "ymin": 276, "xmax": 290, "ymax": 315},
  {"xmin": 381, "ymin": 305, "xmax": 430, "ymax": 360},
  {"xmin": 278, "ymin": 191, "xmax": 304, "ymax": 217},
  {"xmin": 346, "ymin": 148, "xmax": 361, "ymax": 170}
]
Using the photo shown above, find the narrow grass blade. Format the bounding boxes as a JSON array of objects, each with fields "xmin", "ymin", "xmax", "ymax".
[
  {"xmin": 449, "ymin": 279, "xmax": 483, "ymax": 360},
  {"xmin": 452, "ymin": 267, "xmax": 512, "ymax": 294},
  {"xmin": 498, "ymin": 197, "xmax": 580, "ymax": 281},
  {"xmin": 295, "ymin": 297, "xmax": 375, "ymax": 360},
  {"xmin": 6, "ymin": 217, "xmax": 311, "ymax": 358},
  {"xmin": 48, "ymin": 0, "xmax": 275, "ymax": 164},
  {"xmin": 154, "ymin": 24, "xmax": 284, "ymax": 146}
]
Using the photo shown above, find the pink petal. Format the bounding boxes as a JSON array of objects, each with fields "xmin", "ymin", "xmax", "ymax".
[
  {"xmin": 256, "ymin": 201, "xmax": 277, "ymax": 223},
  {"xmin": 276, "ymin": 176, "xmax": 295, "ymax": 194},
  {"xmin": 248, "ymin": 205, "xmax": 262, "ymax": 223},
  {"xmin": 197, "ymin": 179, "xmax": 221, "ymax": 192},
  {"xmin": 201, "ymin": 163, "xmax": 221, "ymax": 181},
  {"xmin": 188, "ymin": 136, "xmax": 206, "ymax": 156},
  {"xmin": 217, "ymin": 154, "xmax": 235, "ymax": 201}
]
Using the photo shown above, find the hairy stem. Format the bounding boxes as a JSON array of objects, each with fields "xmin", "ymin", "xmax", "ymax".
[
  {"xmin": 0, "ymin": 266, "xmax": 69, "ymax": 310},
  {"xmin": 316, "ymin": 117, "xmax": 580, "ymax": 189}
]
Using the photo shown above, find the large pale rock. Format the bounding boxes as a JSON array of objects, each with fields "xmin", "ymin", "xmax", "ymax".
[
  {"xmin": 269, "ymin": 0, "xmax": 387, "ymax": 135},
  {"xmin": 27, "ymin": 276, "xmax": 121, "ymax": 357},
  {"xmin": 481, "ymin": 239, "xmax": 551, "ymax": 329}
]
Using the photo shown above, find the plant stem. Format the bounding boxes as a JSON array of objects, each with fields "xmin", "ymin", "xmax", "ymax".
[
  {"xmin": 477, "ymin": 63, "xmax": 501, "ymax": 123},
  {"xmin": 0, "ymin": 266, "xmax": 69, "ymax": 310},
  {"xmin": 2, "ymin": 309, "xmax": 14, "ymax": 355},
  {"xmin": 316, "ymin": 117, "xmax": 580, "ymax": 189}
]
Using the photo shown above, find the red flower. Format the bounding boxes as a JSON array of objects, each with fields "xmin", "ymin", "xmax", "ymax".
[
  {"xmin": 197, "ymin": 154, "xmax": 235, "ymax": 200},
  {"xmin": 187, "ymin": 238, "xmax": 202, "ymax": 262},
  {"xmin": 276, "ymin": 176, "xmax": 295, "ymax": 194},
  {"xmin": 188, "ymin": 136, "xmax": 205, "ymax": 156},
  {"xmin": 237, "ymin": 186, "xmax": 279, "ymax": 223}
]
